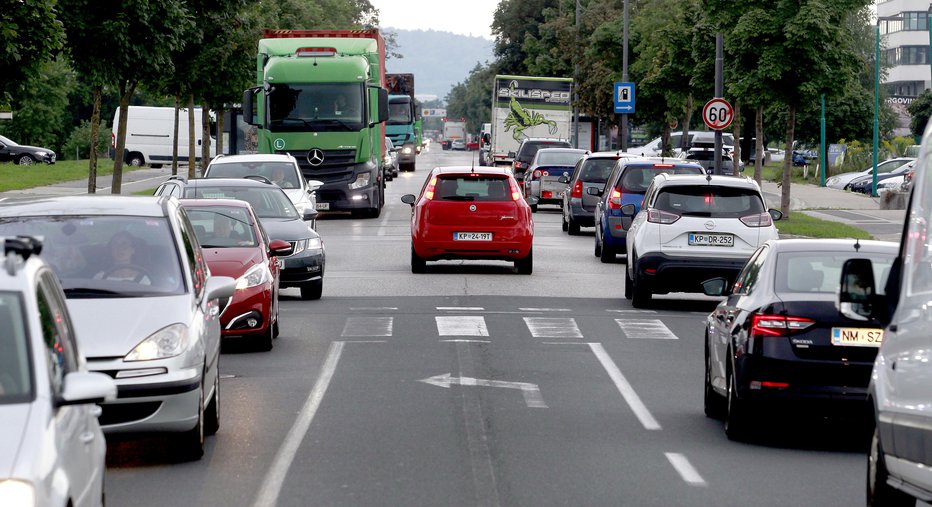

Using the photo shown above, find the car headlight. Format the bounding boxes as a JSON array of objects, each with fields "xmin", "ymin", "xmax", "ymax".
[
  {"xmin": 0, "ymin": 480, "xmax": 35, "ymax": 507},
  {"xmin": 402, "ymin": 146, "xmax": 413, "ymax": 154},
  {"xmin": 307, "ymin": 237, "xmax": 323, "ymax": 252},
  {"xmin": 125, "ymin": 323, "xmax": 189, "ymax": 361},
  {"xmin": 348, "ymin": 173, "xmax": 370, "ymax": 189},
  {"xmin": 290, "ymin": 239, "xmax": 307, "ymax": 256},
  {"xmin": 236, "ymin": 264, "xmax": 271, "ymax": 290},
  {"xmin": 383, "ymin": 155, "xmax": 392, "ymax": 165}
]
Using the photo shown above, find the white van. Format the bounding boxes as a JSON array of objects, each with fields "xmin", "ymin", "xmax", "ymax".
[
  {"xmin": 627, "ymin": 130, "xmax": 735, "ymax": 158},
  {"xmin": 111, "ymin": 106, "xmax": 217, "ymax": 168}
]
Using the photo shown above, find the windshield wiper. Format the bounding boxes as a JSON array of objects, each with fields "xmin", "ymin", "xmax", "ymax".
[
  {"xmin": 274, "ymin": 117, "xmax": 313, "ymax": 128},
  {"xmin": 309, "ymin": 118, "xmax": 357, "ymax": 131}
]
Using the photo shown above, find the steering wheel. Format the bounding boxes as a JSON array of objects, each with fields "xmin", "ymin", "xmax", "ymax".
[{"xmin": 102, "ymin": 264, "xmax": 152, "ymax": 283}]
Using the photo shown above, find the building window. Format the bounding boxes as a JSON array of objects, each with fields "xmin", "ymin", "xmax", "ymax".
[{"xmin": 884, "ymin": 46, "xmax": 930, "ymax": 66}]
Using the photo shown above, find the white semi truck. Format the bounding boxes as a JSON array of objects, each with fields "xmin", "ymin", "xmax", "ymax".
[{"xmin": 489, "ymin": 75, "xmax": 573, "ymax": 166}]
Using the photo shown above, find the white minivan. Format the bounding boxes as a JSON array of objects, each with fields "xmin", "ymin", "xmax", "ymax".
[{"xmin": 111, "ymin": 106, "xmax": 217, "ymax": 168}]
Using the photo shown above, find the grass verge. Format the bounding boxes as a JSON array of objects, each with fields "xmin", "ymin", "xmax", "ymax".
[
  {"xmin": 777, "ymin": 211, "xmax": 872, "ymax": 240},
  {"xmin": 0, "ymin": 159, "xmax": 153, "ymax": 192}
]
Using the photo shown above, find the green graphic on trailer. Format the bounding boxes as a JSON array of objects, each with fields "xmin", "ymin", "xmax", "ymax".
[{"xmin": 503, "ymin": 81, "xmax": 557, "ymax": 140}]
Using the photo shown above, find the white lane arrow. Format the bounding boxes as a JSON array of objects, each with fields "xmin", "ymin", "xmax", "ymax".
[{"xmin": 419, "ymin": 373, "xmax": 548, "ymax": 408}]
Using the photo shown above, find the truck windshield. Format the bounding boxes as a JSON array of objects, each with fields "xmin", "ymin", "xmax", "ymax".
[
  {"xmin": 388, "ymin": 99, "xmax": 412, "ymax": 124},
  {"xmin": 268, "ymin": 83, "xmax": 365, "ymax": 132}
]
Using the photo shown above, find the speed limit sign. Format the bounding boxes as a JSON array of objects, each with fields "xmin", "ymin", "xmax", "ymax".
[{"xmin": 702, "ymin": 98, "xmax": 734, "ymax": 130}]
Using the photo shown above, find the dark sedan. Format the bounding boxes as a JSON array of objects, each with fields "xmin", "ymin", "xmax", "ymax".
[
  {"xmin": 845, "ymin": 161, "xmax": 914, "ymax": 193},
  {"xmin": 701, "ymin": 238, "xmax": 897, "ymax": 440},
  {"xmin": 561, "ymin": 152, "xmax": 635, "ymax": 235},
  {"xmin": 0, "ymin": 134, "xmax": 56, "ymax": 165}
]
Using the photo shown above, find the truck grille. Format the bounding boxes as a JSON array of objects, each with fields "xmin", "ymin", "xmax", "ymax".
[{"xmin": 279, "ymin": 149, "xmax": 356, "ymax": 178}]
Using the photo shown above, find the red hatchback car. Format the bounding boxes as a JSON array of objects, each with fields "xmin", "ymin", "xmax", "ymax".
[
  {"xmin": 401, "ymin": 167, "xmax": 536, "ymax": 274},
  {"xmin": 180, "ymin": 199, "xmax": 293, "ymax": 351}
]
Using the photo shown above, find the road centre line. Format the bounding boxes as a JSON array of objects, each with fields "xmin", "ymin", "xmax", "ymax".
[
  {"xmin": 441, "ymin": 339, "xmax": 492, "ymax": 343},
  {"xmin": 664, "ymin": 453, "xmax": 707, "ymax": 487},
  {"xmin": 437, "ymin": 306, "xmax": 485, "ymax": 311},
  {"xmin": 349, "ymin": 307, "xmax": 398, "ymax": 311},
  {"xmin": 252, "ymin": 341, "xmax": 345, "ymax": 507},
  {"xmin": 587, "ymin": 342, "xmax": 661, "ymax": 430},
  {"xmin": 607, "ymin": 309, "xmax": 657, "ymax": 314},
  {"xmin": 519, "ymin": 308, "xmax": 571, "ymax": 312},
  {"xmin": 376, "ymin": 208, "xmax": 391, "ymax": 236}
]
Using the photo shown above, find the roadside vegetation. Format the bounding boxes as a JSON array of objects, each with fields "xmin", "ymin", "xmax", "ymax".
[
  {"xmin": 0, "ymin": 159, "xmax": 130, "ymax": 192},
  {"xmin": 776, "ymin": 212, "xmax": 872, "ymax": 240}
]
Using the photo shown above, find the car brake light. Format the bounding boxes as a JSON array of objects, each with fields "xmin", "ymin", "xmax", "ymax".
[
  {"xmin": 653, "ymin": 163, "xmax": 674, "ymax": 168},
  {"xmin": 750, "ymin": 314, "xmax": 814, "ymax": 338},
  {"xmin": 647, "ymin": 209, "xmax": 680, "ymax": 224},
  {"xmin": 608, "ymin": 189, "xmax": 622, "ymax": 209},
  {"xmin": 740, "ymin": 212, "xmax": 772, "ymax": 227},
  {"xmin": 533, "ymin": 170, "xmax": 541, "ymax": 180},
  {"xmin": 424, "ymin": 176, "xmax": 437, "ymax": 200},
  {"xmin": 570, "ymin": 180, "xmax": 583, "ymax": 198}
]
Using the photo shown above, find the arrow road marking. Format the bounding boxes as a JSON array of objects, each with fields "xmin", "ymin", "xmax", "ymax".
[{"xmin": 419, "ymin": 373, "xmax": 548, "ymax": 408}]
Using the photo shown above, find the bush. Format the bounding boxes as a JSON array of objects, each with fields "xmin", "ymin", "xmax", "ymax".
[{"xmin": 60, "ymin": 121, "xmax": 111, "ymax": 160}]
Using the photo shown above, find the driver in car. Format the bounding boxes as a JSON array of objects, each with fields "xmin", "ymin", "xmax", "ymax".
[{"xmin": 94, "ymin": 231, "xmax": 151, "ymax": 285}]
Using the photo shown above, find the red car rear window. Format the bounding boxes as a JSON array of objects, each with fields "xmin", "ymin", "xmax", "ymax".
[{"xmin": 434, "ymin": 177, "xmax": 511, "ymax": 202}]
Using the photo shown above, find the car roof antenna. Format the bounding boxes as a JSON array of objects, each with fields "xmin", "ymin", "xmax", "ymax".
[{"xmin": 854, "ymin": 238, "xmax": 861, "ymax": 252}]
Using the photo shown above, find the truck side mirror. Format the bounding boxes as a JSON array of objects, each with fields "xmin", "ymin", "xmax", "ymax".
[
  {"xmin": 482, "ymin": 133, "xmax": 491, "ymax": 144},
  {"xmin": 837, "ymin": 258, "xmax": 883, "ymax": 323},
  {"xmin": 243, "ymin": 87, "xmax": 260, "ymax": 127},
  {"xmin": 377, "ymin": 88, "xmax": 389, "ymax": 124}
]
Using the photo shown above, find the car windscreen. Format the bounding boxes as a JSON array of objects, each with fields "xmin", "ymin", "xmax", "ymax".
[
  {"xmin": 775, "ymin": 251, "xmax": 895, "ymax": 294},
  {"xmin": 617, "ymin": 165, "xmax": 705, "ymax": 193},
  {"xmin": 577, "ymin": 159, "xmax": 617, "ymax": 183},
  {"xmin": 536, "ymin": 151, "xmax": 586, "ymax": 167},
  {"xmin": 653, "ymin": 185, "xmax": 766, "ymax": 217},
  {"xmin": 519, "ymin": 142, "xmax": 571, "ymax": 160},
  {"xmin": 188, "ymin": 186, "xmax": 299, "ymax": 219},
  {"xmin": 0, "ymin": 292, "xmax": 32, "ymax": 404},
  {"xmin": 434, "ymin": 176, "xmax": 513, "ymax": 202},
  {"xmin": 0, "ymin": 216, "xmax": 186, "ymax": 297},
  {"xmin": 185, "ymin": 207, "xmax": 259, "ymax": 248},
  {"xmin": 206, "ymin": 162, "xmax": 301, "ymax": 189}
]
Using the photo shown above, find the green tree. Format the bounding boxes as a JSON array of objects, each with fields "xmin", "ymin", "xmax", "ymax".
[
  {"xmin": 909, "ymin": 90, "xmax": 932, "ymax": 137},
  {"xmin": 0, "ymin": 58, "xmax": 75, "ymax": 152},
  {"xmin": 0, "ymin": 0, "xmax": 64, "ymax": 103},
  {"xmin": 446, "ymin": 63, "xmax": 495, "ymax": 133},
  {"xmin": 492, "ymin": 0, "xmax": 559, "ymax": 74}
]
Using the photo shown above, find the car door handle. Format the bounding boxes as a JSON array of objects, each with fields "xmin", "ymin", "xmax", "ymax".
[{"xmin": 80, "ymin": 431, "xmax": 95, "ymax": 444}]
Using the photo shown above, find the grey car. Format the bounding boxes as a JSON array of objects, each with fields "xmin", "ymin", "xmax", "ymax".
[
  {"xmin": 522, "ymin": 148, "xmax": 587, "ymax": 211},
  {"xmin": 0, "ymin": 196, "xmax": 235, "ymax": 461},
  {"xmin": 561, "ymin": 152, "xmax": 639, "ymax": 235}
]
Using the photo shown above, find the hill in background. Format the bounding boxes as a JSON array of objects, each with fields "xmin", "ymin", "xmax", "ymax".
[{"xmin": 383, "ymin": 28, "xmax": 494, "ymax": 101}]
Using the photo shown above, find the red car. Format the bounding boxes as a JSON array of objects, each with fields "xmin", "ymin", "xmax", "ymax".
[
  {"xmin": 180, "ymin": 199, "xmax": 292, "ymax": 351},
  {"xmin": 401, "ymin": 167, "xmax": 536, "ymax": 274}
]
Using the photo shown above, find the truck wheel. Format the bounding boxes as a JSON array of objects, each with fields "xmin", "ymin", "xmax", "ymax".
[{"xmin": 127, "ymin": 153, "xmax": 145, "ymax": 167}]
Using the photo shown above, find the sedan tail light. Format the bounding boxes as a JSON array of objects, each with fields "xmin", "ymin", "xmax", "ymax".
[
  {"xmin": 740, "ymin": 212, "xmax": 773, "ymax": 227},
  {"xmin": 532, "ymin": 170, "xmax": 542, "ymax": 180},
  {"xmin": 607, "ymin": 189, "xmax": 622, "ymax": 209},
  {"xmin": 647, "ymin": 209, "xmax": 680, "ymax": 224},
  {"xmin": 750, "ymin": 314, "xmax": 814, "ymax": 338},
  {"xmin": 424, "ymin": 176, "xmax": 437, "ymax": 200},
  {"xmin": 570, "ymin": 180, "xmax": 583, "ymax": 198}
]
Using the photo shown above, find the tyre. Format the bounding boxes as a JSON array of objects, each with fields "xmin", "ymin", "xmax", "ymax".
[
  {"xmin": 724, "ymin": 363, "xmax": 749, "ymax": 441},
  {"xmin": 624, "ymin": 266, "xmax": 634, "ymax": 300},
  {"xmin": 411, "ymin": 247, "xmax": 426, "ymax": 273},
  {"xmin": 600, "ymin": 242, "xmax": 615, "ymax": 263},
  {"xmin": 867, "ymin": 426, "xmax": 914, "ymax": 506},
  {"xmin": 631, "ymin": 268, "xmax": 652, "ymax": 308},
  {"xmin": 176, "ymin": 379, "xmax": 205, "ymax": 461},
  {"xmin": 16, "ymin": 154, "xmax": 34, "ymax": 166},
  {"xmin": 594, "ymin": 229, "xmax": 603, "ymax": 257},
  {"xmin": 704, "ymin": 337, "xmax": 725, "ymax": 419},
  {"xmin": 562, "ymin": 214, "xmax": 569, "ymax": 231},
  {"xmin": 530, "ymin": 204, "xmax": 538, "ymax": 213},
  {"xmin": 402, "ymin": 162, "xmax": 415, "ymax": 172},
  {"xmin": 567, "ymin": 217, "xmax": 580, "ymax": 236},
  {"xmin": 127, "ymin": 153, "xmax": 144, "ymax": 167},
  {"xmin": 258, "ymin": 321, "xmax": 274, "ymax": 351},
  {"xmin": 301, "ymin": 279, "xmax": 323, "ymax": 300},
  {"xmin": 204, "ymin": 369, "xmax": 220, "ymax": 435},
  {"xmin": 515, "ymin": 249, "xmax": 533, "ymax": 274}
]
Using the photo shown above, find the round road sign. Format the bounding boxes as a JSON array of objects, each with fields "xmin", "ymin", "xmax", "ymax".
[{"xmin": 702, "ymin": 98, "xmax": 734, "ymax": 130}]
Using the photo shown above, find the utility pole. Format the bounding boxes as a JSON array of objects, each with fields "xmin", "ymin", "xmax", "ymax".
[
  {"xmin": 621, "ymin": 0, "xmax": 629, "ymax": 151},
  {"xmin": 713, "ymin": 33, "xmax": 723, "ymax": 175},
  {"xmin": 573, "ymin": 0, "xmax": 580, "ymax": 148}
]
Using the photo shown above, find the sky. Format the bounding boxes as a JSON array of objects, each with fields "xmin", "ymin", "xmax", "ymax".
[{"xmin": 368, "ymin": 0, "xmax": 499, "ymax": 39}]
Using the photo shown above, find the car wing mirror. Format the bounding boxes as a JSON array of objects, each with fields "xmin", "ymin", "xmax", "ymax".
[
  {"xmin": 768, "ymin": 209, "xmax": 783, "ymax": 221},
  {"xmin": 306, "ymin": 179, "xmax": 324, "ymax": 192},
  {"xmin": 586, "ymin": 187, "xmax": 602, "ymax": 196},
  {"xmin": 508, "ymin": 151, "xmax": 516, "ymax": 158},
  {"xmin": 401, "ymin": 194, "xmax": 416, "ymax": 205},
  {"xmin": 559, "ymin": 175, "xmax": 570, "ymax": 184},
  {"xmin": 205, "ymin": 275, "xmax": 236, "ymax": 303},
  {"xmin": 268, "ymin": 238, "xmax": 294, "ymax": 257},
  {"xmin": 303, "ymin": 209, "xmax": 319, "ymax": 222},
  {"xmin": 837, "ymin": 258, "xmax": 883, "ymax": 323},
  {"xmin": 701, "ymin": 277, "xmax": 731, "ymax": 297},
  {"xmin": 57, "ymin": 371, "xmax": 117, "ymax": 407},
  {"xmin": 620, "ymin": 203, "xmax": 637, "ymax": 216}
]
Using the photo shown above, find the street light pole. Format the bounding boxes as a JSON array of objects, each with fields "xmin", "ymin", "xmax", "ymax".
[
  {"xmin": 621, "ymin": 0, "xmax": 629, "ymax": 151},
  {"xmin": 573, "ymin": 0, "xmax": 580, "ymax": 149}
]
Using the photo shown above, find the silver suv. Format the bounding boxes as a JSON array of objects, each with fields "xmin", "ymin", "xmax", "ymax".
[{"xmin": 624, "ymin": 174, "xmax": 782, "ymax": 307}]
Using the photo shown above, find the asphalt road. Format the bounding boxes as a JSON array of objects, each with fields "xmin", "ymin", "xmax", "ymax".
[{"xmin": 104, "ymin": 147, "xmax": 876, "ymax": 507}]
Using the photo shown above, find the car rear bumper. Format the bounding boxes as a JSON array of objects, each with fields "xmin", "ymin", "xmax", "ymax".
[
  {"xmin": 567, "ymin": 201, "xmax": 595, "ymax": 225},
  {"xmin": 414, "ymin": 235, "xmax": 532, "ymax": 261},
  {"xmin": 735, "ymin": 354, "xmax": 873, "ymax": 409},
  {"xmin": 635, "ymin": 252, "xmax": 748, "ymax": 293}
]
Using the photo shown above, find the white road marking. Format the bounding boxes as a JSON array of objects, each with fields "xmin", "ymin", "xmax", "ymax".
[
  {"xmin": 419, "ymin": 373, "xmax": 547, "ymax": 408},
  {"xmin": 616, "ymin": 319, "xmax": 679, "ymax": 340},
  {"xmin": 523, "ymin": 317, "xmax": 582, "ymax": 338},
  {"xmin": 441, "ymin": 339, "xmax": 492, "ymax": 344},
  {"xmin": 341, "ymin": 316, "xmax": 393, "ymax": 337},
  {"xmin": 437, "ymin": 306, "xmax": 485, "ymax": 311},
  {"xmin": 252, "ymin": 341, "xmax": 345, "ymax": 507},
  {"xmin": 588, "ymin": 342, "xmax": 661, "ymax": 430},
  {"xmin": 519, "ymin": 307, "xmax": 571, "ymax": 312},
  {"xmin": 607, "ymin": 309, "xmax": 657, "ymax": 314},
  {"xmin": 665, "ymin": 453, "xmax": 707, "ymax": 486},
  {"xmin": 349, "ymin": 307, "xmax": 398, "ymax": 311},
  {"xmin": 541, "ymin": 341, "xmax": 588, "ymax": 345},
  {"xmin": 436, "ymin": 316, "xmax": 489, "ymax": 336},
  {"xmin": 376, "ymin": 208, "xmax": 392, "ymax": 236}
]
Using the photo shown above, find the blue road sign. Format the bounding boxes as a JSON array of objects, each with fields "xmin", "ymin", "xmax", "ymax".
[{"xmin": 614, "ymin": 82, "xmax": 635, "ymax": 114}]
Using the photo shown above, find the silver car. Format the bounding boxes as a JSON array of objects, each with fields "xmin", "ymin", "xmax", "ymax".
[
  {"xmin": 522, "ymin": 148, "xmax": 587, "ymax": 211},
  {"xmin": 0, "ymin": 236, "xmax": 116, "ymax": 507},
  {"xmin": 0, "ymin": 196, "xmax": 235, "ymax": 461}
]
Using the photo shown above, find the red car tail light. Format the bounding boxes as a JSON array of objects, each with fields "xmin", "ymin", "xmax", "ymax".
[
  {"xmin": 740, "ymin": 212, "xmax": 772, "ymax": 227},
  {"xmin": 510, "ymin": 179, "xmax": 523, "ymax": 201},
  {"xmin": 647, "ymin": 209, "xmax": 680, "ymax": 224},
  {"xmin": 608, "ymin": 189, "xmax": 622, "ymax": 209},
  {"xmin": 750, "ymin": 314, "xmax": 814, "ymax": 338},
  {"xmin": 424, "ymin": 176, "xmax": 437, "ymax": 200},
  {"xmin": 570, "ymin": 180, "xmax": 583, "ymax": 198}
]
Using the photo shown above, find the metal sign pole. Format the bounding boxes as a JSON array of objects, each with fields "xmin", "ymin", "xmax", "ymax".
[{"xmin": 714, "ymin": 33, "xmax": 723, "ymax": 175}]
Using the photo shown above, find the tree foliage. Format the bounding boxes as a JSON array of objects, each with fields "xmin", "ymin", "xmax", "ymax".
[
  {"xmin": 909, "ymin": 91, "xmax": 932, "ymax": 138},
  {"xmin": 0, "ymin": 0, "xmax": 64, "ymax": 103}
]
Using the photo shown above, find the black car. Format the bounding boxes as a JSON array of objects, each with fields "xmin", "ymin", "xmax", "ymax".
[
  {"xmin": 701, "ymin": 238, "xmax": 897, "ymax": 440},
  {"xmin": 510, "ymin": 138, "xmax": 572, "ymax": 181},
  {"xmin": 845, "ymin": 161, "xmax": 914, "ymax": 194},
  {"xmin": 0, "ymin": 134, "xmax": 56, "ymax": 165},
  {"xmin": 561, "ymin": 152, "xmax": 630, "ymax": 235},
  {"xmin": 155, "ymin": 176, "xmax": 326, "ymax": 300}
]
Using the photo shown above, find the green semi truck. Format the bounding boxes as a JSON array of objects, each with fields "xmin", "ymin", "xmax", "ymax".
[
  {"xmin": 242, "ymin": 29, "xmax": 390, "ymax": 218},
  {"xmin": 385, "ymin": 73, "xmax": 421, "ymax": 172}
]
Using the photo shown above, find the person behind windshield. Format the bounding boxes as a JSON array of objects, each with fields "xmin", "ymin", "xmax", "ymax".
[
  {"xmin": 94, "ymin": 231, "xmax": 151, "ymax": 285},
  {"xmin": 270, "ymin": 165, "xmax": 294, "ymax": 188},
  {"xmin": 334, "ymin": 93, "xmax": 360, "ymax": 118}
]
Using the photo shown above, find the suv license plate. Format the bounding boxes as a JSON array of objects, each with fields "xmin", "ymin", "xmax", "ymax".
[
  {"xmin": 688, "ymin": 232, "xmax": 734, "ymax": 247},
  {"xmin": 455, "ymin": 232, "xmax": 492, "ymax": 241},
  {"xmin": 831, "ymin": 327, "xmax": 883, "ymax": 347},
  {"xmin": 316, "ymin": 202, "xmax": 330, "ymax": 211}
]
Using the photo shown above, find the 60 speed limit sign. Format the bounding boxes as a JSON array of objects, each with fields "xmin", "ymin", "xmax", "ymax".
[{"xmin": 702, "ymin": 98, "xmax": 734, "ymax": 130}]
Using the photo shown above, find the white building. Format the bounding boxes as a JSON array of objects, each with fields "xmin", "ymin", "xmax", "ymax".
[{"xmin": 878, "ymin": 0, "xmax": 932, "ymax": 97}]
